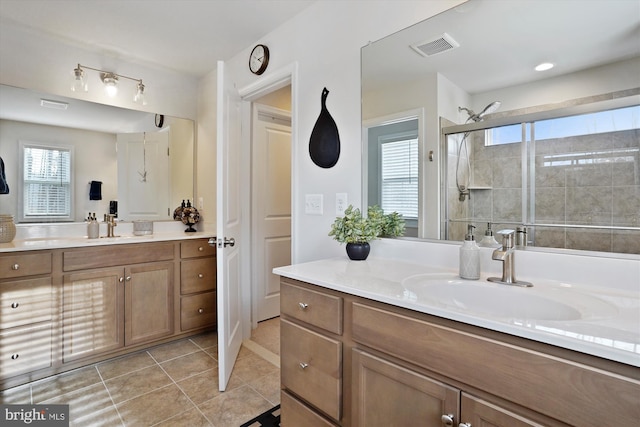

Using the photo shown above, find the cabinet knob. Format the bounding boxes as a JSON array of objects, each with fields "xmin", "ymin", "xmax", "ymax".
[
  {"xmin": 198, "ymin": 308, "xmax": 204, "ymax": 314},
  {"xmin": 198, "ymin": 246, "xmax": 204, "ymax": 251},
  {"xmin": 198, "ymin": 273, "xmax": 204, "ymax": 279},
  {"xmin": 126, "ymin": 276, "xmax": 132, "ymax": 281},
  {"xmin": 459, "ymin": 423, "xmax": 472, "ymax": 427},
  {"xmin": 11, "ymin": 302, "xmax": 19, "ymax": 309},
  {"xmin": 11, "ymin": 354, "xmax": 19, "ymax": 360},
  {"xmin": 441, "ymin": 414, "xmax": 454, "ymax": 426},
  {"xmin": 119, "ymin": 277, "xmax": 124, "ymax": 283},
  {"xmin": 299, "ymin": 362, "xmax": 308, "ymax": 370},
  {"xmin": 298, "ymin": 302, "xmax": 308, "ymax": 310},
  {"xmin": 11, "ymin": 263, "xmax": 19, "ymax": 270}
]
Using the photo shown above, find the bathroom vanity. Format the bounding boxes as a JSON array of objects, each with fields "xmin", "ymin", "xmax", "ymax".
[
  {"xmin": 275, "ymin": 248, "xmax": 640, "ymax": 427},
  {"xmin": 0, "ymin": 231, "xmax": 216, "ymax": 390}
]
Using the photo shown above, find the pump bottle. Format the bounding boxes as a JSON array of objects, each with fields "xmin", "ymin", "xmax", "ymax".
[
  {"xmin": 460, "ymin": 224, "xmax": 481, "ymax": 280},
  {"xmin": 479, "ymin": 222, "xmax": 500, "ymax": 248}
]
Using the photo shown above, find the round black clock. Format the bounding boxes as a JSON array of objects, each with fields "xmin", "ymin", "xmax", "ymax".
[
  {"xmin": 155, "ymin": 114, "xmax": 164, "ymax": 128},
  {"xmin": 249, "ymin": 44, "xmax": 270, "ymax": 75}
]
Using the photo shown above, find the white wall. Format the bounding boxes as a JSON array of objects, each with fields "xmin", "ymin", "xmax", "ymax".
[
  {"xmin": 197, "ymin": 0, "xmax": 466, "ymax": 263},
  {"xmin": 0, "ymin": 119, "xmax": 117, "ymax": 220}
]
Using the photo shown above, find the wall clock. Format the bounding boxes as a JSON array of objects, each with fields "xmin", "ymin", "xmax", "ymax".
[{"xmin": 249, "ymin": 44, "xmax": 270, "ymax": 75}]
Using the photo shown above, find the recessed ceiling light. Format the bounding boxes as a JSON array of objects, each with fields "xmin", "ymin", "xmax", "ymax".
[{"xmin": 535, "ymin": 62, "xmax": 554, "ymax": 71}]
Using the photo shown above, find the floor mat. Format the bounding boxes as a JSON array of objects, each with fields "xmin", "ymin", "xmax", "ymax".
[{"xmin": 240, "ymin": 404, "xmax": 281, "ymax": 427}]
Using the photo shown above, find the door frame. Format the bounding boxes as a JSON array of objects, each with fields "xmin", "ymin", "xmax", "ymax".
[{"xmin": 238, "ymin": 62, "xmax": 298, "ymax": 336}]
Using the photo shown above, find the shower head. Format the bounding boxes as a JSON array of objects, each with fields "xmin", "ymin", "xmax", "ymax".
[{"xmin": 458, "ymin": 101, "xmax": 501, "ymax": 122}]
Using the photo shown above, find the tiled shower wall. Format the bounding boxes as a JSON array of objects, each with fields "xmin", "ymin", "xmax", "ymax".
[{"xmin": 447, "ymin": 127, "xmax": 640, "ymax": 254}]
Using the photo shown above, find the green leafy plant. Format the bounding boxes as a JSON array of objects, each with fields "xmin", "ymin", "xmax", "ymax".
[{"xmin": 328, "ymin": 205, "xmax": 405, "ymax": 244}]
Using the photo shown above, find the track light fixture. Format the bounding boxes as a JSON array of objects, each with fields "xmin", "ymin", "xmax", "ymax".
[{"xmin": 71, "ymin": 63, "xmax": 146, "ymax": 105}]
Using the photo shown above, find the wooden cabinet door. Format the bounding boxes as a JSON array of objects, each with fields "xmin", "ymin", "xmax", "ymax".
[
  {"xmin": 460, "ymin": 393, "xmax": 547, "ymax": 427},
  {"xmin": 352, "ymin": 349, "xmax": 460, "ymax": 427},
  {"xmin": 63, "ymin": 268, "xmax": 124, "ymax": 362},
  {"xmin": 125, "ymin": 262, "xmax": 174, "ymax": 346}
]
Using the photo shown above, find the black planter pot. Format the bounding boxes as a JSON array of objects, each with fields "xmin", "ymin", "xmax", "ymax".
[{"xmin": 346, "ymin": 242, "xmax": 370, "ymax": 261}]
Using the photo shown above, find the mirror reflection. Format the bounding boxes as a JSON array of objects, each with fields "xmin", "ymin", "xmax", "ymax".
[
  {"xmin": 0, "ymin": 84, "xmax": 194, "ymax": 222},
  {"xmin": 362, "ymin": 0, "xmax": 640, "ymax": 255}
]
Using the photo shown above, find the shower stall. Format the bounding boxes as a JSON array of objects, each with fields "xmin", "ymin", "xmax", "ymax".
[{"xmin": 442, "ymin": 101, "xmax": 640, "ymax": 254}]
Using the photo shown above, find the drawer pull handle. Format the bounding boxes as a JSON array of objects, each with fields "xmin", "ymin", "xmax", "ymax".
[
  {"xmin": 11, "ymin": 263, "xmax": 20, "ymax": 270},
  {"xmin": 299, "ymin": 362, "xmax": 308, "ymax": 370},
  {"xmin": 198, "ymin": 273, "xmax": 204, "ymax": 278},
  {"xmin": 441, "ymin": 414, "xmax": 454, "ymax": 426},
  {"xmin": 11, "ymin": 354, "xmax": 19, "ymax": 360},
  {"xmin": 298, "ymin": 302, "xmax": 308, "ymax": 310},
  {"xmin": 198, "ymin": 246, "xmax": 204, "ymax": 251},
  {"xmin": 198, "ymin": 308, "xmax": 204, "ymax": 314},
  {"xmin": 11, "ymin": 302, "xmax": 19, "ymax": 309}
]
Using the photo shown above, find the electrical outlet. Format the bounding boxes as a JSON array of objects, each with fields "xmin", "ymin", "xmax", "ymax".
[
  {"xmin": 305, "ymin": 194, "xmax": 323, "ymax": 215},
  {"xmin": 336, "ymin": 193, "xmax": 348, "ymax": 215},
  {"xmin": 198, "ymin": 197, "xmax": 204, "ymax": 210}
]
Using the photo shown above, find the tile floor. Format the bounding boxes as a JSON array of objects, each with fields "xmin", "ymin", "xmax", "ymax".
[{"xmin": 1, "ymin": 317, "xmax": 281, "ymax": 427}]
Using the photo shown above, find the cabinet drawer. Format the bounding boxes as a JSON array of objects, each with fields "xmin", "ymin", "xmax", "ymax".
[
  {"xmin": 281, "ymin": 319, "xmax": 342, "ymax": 421},
  {"xmin": 181, "ymin": 239, "xmax": 216, "ymax": 258},
  {"xmin": 0, "ymin": 323, "xmax": 52, "ymax": 379},
  {"xmin": 0, "ymin": 252, "xmax": 52, "ymax": 279},
  {"xmin": 181, "ymin": 259, "xmax": 216, "ymax": 294},
  {"xmin": 63, "ymin": 242, "xmax": 174, "ymax": 271},
  {"xmin": 181, "ymin": 292, "xmax": 216, "ymax": 331},
  {"xmin": 281, "ymin": 391, "xmax": 338, "ymax": 427},
  {"xmin": 281, "ymin": 281, "xmax": 342, "ymax": 335},
  {"xmin": 0, "ymin": 277, "xmax": 53, "ymax": 330}
]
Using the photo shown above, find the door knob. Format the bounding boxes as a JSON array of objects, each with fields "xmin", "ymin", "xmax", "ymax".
[{"xmin": 218, "ymin": 237, "xmax": 235, "ymax": 248}]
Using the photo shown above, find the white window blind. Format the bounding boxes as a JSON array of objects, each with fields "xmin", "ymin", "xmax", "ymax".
[
  {"xmin": 380, "ymin": 138, "xmax": 418, "ymax": 218},
  {"xmin": 22, "ymin": 144, "xmax": 72, "ymax": 221}
]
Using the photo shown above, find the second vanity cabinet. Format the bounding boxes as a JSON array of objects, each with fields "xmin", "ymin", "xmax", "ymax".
[{"xmin": 280, "ymin": 277, "xmax": 640, "ymax": 427}]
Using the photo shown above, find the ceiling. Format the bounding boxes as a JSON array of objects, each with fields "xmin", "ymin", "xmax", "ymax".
[{"xmin": 0, "ymin": 0, "xmax": 316, "ymax": 78}]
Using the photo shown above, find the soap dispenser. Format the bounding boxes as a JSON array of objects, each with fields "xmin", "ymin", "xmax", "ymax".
[
  {"xmin": 460, "ymin": 224, "xmax": 481, "ymax": 280},
  {"xmin": 479, "ymin": 222, "xmax": 501, "ymax": 248}
]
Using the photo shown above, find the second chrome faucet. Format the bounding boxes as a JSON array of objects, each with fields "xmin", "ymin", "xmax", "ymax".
[{"xmin": 487, "ymin": 229, "xmax": 533, "ymax": 287}]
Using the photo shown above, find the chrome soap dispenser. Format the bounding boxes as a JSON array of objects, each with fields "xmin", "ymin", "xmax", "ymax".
[{"xmin": 460, "ymin": 224, "xmax": 481, "ymax": 280}]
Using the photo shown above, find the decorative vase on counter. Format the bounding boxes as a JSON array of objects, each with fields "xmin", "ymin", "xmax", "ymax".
[
  {"xmin": 346, "ymin": 242, "xmax": 370, "ymax": 261},
  {"xmin": 180, "ymin": 200, "xmax": 200, "ymax": 233},
  {"xmin": 0, "ymin": 214, "xmax": 16, "ymax": 243}
]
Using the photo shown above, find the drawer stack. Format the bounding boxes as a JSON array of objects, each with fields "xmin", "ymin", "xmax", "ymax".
[
  {"xmin": 0, "ymin": 251, "xmax": 53, "ymax": 379},
  {"xmin": 179, "ymin": 239, "xmax": 217, "ymax": 331}
]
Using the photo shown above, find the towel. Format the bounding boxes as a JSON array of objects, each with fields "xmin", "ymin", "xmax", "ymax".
[
  {"xmin": 89, "ymin": 180, "xmax": 102, "ymax": 200},
  {"xmin": 0, "ymin": 156, "xmax": 8, "ymax": 194}
]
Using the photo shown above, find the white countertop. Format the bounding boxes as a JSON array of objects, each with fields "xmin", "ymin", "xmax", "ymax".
[{"xmin": 274, "ymin": 256, "xmax": 640, "ymax": 367}]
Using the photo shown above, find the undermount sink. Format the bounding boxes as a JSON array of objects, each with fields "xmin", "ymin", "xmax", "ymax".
[{"xmin": 402, "ymin": 274, "xmax": 617, "ymax": 322}]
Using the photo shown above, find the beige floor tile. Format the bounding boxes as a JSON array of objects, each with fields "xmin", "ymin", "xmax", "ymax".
[
  {"xmin": 105, "ymin": 365, "xmax": 172, "ymax": 404},
  {"xmin": 190, "ymin": 331, "xmax": 218, "ymax": 351},
  {"xmin": 177, "ymin": 368, "xmax": 244, "ymax": 405},
  {"xmin": 148, "ymin": 338, "xmax": 200, "ymax": 363},
  {"xmin": 0, "ymin": 384, "xmax": 32, "ymax": 404},
  {"xmin": 237, "ymin": 345, "xmax": 255, "ymax": 360},
  {"xmin": 251, "ymin": 317, "xmax": 280, "ymax": 356},
  {"xmin": 40, "ymin": 382, "xmax": 115, "ymax": 424},
  {"xmin": 246, "ymin": 370, "xmax": 281, "ymax": 406},
  {"xmin": 161, "ymin": 351, "xmax": 217, "ymax": 382},
  {"xmin": 155, "ymin": 407, "xmax": 213, "ymax": 427},
  {"xmin": 97, "ymin": 351, "xmax": 156, "ymax": 380},
  {"xmin": 32, "ymin": 366, "xmax": 102, "ymax": 403},
  {"xmin": 198, "ymin": 385, "xmax": 273, "ymax": 427},
  {"xmin": 231, "ymin": 353, "xmax": 279, "ymax": 383},
  {"xmin": 70, "ymin": 406, "xmax": 123, "ymax": 427},
  {"xmin": 116, "ymin": 384, "xmax": 193, "ymax": 426}
]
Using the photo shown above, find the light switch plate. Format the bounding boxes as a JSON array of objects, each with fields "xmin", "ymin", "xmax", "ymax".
[
  {"xmin": 336, "ymin": 193, "xmax": 348, "ymax": 215},
  {"xmin": 305, "ymin": 194, "xmax": 323, "ymax": 215}
]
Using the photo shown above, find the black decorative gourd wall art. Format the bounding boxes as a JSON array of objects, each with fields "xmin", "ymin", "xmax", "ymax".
[{"xmin": 309, "ymin": 87, "xmax": 340, "ymax": 168}]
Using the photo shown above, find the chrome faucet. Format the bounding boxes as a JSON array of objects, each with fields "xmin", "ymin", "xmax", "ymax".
[
  {"xmin": 105, "ymin": 214, "xmax": 117, "ymax": 238},
  {"xmin": 487, "ymin": 229, "xmax": 532, "ymax": 287}
]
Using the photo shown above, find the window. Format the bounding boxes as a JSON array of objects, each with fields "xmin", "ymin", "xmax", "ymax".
[
  {"xmin": 20, "ymin": 142, "xmax": 73, "ymax": 222},
  {"xmin": 380, "ymin": 137, "xmax": 418, "ymax": 219}
]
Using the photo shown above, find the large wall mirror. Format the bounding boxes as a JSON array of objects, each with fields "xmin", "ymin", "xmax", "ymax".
[
  {"xmin": 0, "ymin": 84, "xmax": 194, "ymax": 223},
  {"xmin": 362, "ymin": 0, "xmax": 640, "ymax": 255}
]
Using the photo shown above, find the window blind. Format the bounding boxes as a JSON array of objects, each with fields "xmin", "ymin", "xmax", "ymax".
[
  {"xmin": 23, "ymin": 145, "xmax": 72, "ymax": 219},
  {"xmin": 380, "ymin": 138, "xmax": 418, "ymax": 218}
]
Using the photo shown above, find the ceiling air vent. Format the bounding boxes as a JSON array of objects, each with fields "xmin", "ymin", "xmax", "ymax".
[{"xmin": 411, "ymin": 33, "xmax": 460, "ymax": 57}]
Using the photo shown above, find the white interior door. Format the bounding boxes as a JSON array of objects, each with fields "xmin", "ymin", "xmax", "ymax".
[
  {"xmin": 216, "ymin": 60, "xmax": 244, "ymax": 391},
  {"xmin": 116, "ymin": 131, "xmax": 170, "ymax": 220},
  {"xmin": 253, "ymin": 105, "xmax": 291, "ymax": 322}
]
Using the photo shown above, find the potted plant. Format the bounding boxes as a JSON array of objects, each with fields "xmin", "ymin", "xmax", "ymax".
[{"xmin": 329, "ymin": 205, "xmax": 405, "ymax": 260}]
